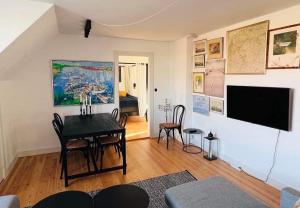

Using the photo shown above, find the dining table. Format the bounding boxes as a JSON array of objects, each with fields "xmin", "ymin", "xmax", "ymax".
[{"xmin": 61, "ymin": 113, "xmax": 126, "ymax": 187}]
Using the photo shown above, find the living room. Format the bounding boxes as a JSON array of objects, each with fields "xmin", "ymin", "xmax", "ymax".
[{"xmin": 0, "ymin": 0, "xmax": 300, "ymax": 208}]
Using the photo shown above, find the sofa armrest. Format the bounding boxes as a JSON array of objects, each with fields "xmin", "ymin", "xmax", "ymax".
[{"xmin": 281, "ymin": 187, "xmax": 300, "ymax": 208}]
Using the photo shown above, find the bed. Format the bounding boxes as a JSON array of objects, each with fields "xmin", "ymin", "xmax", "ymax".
[{"xmin": 119, "ymin": 94, "xmax": 139, "ymax": 116}]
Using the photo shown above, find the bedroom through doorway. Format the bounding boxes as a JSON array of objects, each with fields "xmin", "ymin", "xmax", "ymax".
[{"xmin": 118, "ymin": 56, "xmax": 150, "ymax": 140}]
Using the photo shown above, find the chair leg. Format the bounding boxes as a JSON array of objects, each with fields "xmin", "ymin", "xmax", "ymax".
[
  {"xmin": 100, "ymin": 146, "xmax": 104, "ymax": 170},
  {"xmin": 59, "ymin": 150, "xmax": 62, "ymax": 163},
  {"xmin": 60, "ymin": 162, "xmax": 64, "ymax": 179},
  {"xmin": 178, "ymin": 128, "xmax": 185, "ymax": 146},
  {"xmin": 158, "ymin": 128, "xmax": 162, "ymax": 143},
  {"xmin": 83, "ymin": 150, "xmax": 91, "ymax": 172},
  {"xmin": 89, "ymin": 146, "xmax": 98, "ymax": 171},
  {"xmin": 166, "ymin": 130, "xmax": 170, "ymax": 149},
  {"xmin": 172, "ymin": 129, "xmax": 175, "ymax": 140},
  {"xmin": 117, "ymin": 144, "xmax": 121, "ymax": 158}
]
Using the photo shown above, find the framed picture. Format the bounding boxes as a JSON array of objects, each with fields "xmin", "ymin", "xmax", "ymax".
[
  {"xmin": 266, "ymin": 23, "xmax": 300, "ymax": 69},
  {"xmin": 193, "ymin": 72, "xmax": 205, "ymax": 93},
  {"xmin": 207, "ymin": 37, "xmax": 223, "ymax": 60},
  {"xmin": 210, "ymin": 98, "xmax": 224, "ymax": 114},
  {"xmin": 227, "ymin": 21, "xmax": 269, "ymax": 74},
  {"xmin": 194, "ymin": 54, "xmax": 205, "ymax": 68},
  {"xmin": 205, "ymin": 60, "xmax": 225, "ymax": 98},
  {"xmin": 193, "ymin": 95, "xmax": 209, "ymax": 116},
  {"xmin": 52, "ymin": 60, "xmax": 114, "ymax": 106},
  {"xmin": 194, "ymin": 39, "xmax": 206, "ymax": 54}
]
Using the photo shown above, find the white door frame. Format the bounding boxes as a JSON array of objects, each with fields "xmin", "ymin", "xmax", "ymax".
[
  {"xmin": 0, "ymin": 105, "xmax": 6, "ymax": 182},
  {"xmin": 114, "ymin": 51, "xmax": 155, "ymax": 137}
]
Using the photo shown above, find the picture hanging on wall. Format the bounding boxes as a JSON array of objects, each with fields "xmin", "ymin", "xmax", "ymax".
[
  {"xmin": 193, "ymin": 72, "xmax": 205, "ymax": 93},
  {"xmin": 227, "ymin": 20, "xmax": 269, "ymax": 74},
  {"xmin": 52, "ymin": 60, "xmax": 114, "ymax": 106},
  {"xmin": 194, "ymin": 39, "xmax": 206, "ymax": 54},
  {"xmin": 267, "ymin": 23, "xmax": 300, "ymax": 69},
  {"xmin": 205, "ymin": 59, "xmax": 225, "ymax": 98},
  {"xmin": 193, "ymin": 95, "xmax": 209, "ymax": 116},
  {"xmin": 207, "ymin": 37, "xmax": 223, "ymax": 60},
  {"xmin": 194, "ymin": 54, "xmax": 205, "ymax": 68},
  {"xmin": 210, "ymin": 98, "xmax": 224, "ymax": 114}
]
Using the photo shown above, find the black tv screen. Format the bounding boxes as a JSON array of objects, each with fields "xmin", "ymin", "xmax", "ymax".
[{"xmin": 227, "ymin": 86, "xmax": 292, "ymax": 131}]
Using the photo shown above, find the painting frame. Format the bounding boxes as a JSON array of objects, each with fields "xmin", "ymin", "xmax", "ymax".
[
  {"xmin": 194, "ymin": 54, "xmax": 206, "ymax": 68},
  {"xmin": 52, "ymin": 60, "xmax": 115, "ymax": 106},
  {"xmin": 266, "ymin": 23, "xmax": 300, "ymax": 69},
  {"xmin": 194, "ymin": 39, "xmax": 206, "ymax": 54},
  {"xmin": 204, "ymin": 59, "xmax": 225, "ymax": 98},
  {"xmin": 226, "ymin": 20, "xmax": 269, "ymax": 74},
  {"xmin": 209, "ymin": 98, "xmax": 224, "ymax": 114},
  {"xmin": 207, "ymin": 37, "xmax": 223, "ymax": 60},
  {"xmin": 193, "ymin": 95, "xmax": 210, "ymax": 116},
  {"xmin": 193, "ymin": 72, "xmax": 205, "ymax": 94}
]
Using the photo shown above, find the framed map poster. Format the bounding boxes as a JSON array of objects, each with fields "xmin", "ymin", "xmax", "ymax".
[
  {"xmin": 205, "ymin": 60, "xmax": 225, "ymax": 98},
  {"xmin": 267, "ymin": 23, "xmax": 300, "ymax": 69},
  {"xmin": 227, "ymin": 21, "xmax": 269, "ymax": 74},
  {"xmin": 193, "ymin": 95, "xmax": 209, "ymax": 116}
]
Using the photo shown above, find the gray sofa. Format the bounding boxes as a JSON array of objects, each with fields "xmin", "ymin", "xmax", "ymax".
[
  {"xmin": 0, "ymin": 195, "xmax": 20, "ymax": 208},
  {"xmin": 165, "ymin": 176, "xmax": 300, "ymax": 208}
]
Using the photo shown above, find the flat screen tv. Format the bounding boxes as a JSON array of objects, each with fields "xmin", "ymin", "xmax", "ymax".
[{"xmin": 227, "ymin": 86, "xmax": 292, "ymax": 131}]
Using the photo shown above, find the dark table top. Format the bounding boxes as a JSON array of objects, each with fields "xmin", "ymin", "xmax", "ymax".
[
  {"xmin": 94, "ymin": 184, "xmax": 149, "ymax": 208},
  {"xmin": 62, "ymin": 113, "xmax": 125, "ymax": 140},
  {"xmin": 183, "ymin": 128, "xmax": 203, "ymax": 134},
  {"xmin": 33, "ymin": 191, "xmax": 93, "ymax": 208}
]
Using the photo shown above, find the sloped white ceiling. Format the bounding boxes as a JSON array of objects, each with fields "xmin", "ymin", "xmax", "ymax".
[{"xmin": 33, "ymin": 0, "xmax": 300, "ymax": 40}]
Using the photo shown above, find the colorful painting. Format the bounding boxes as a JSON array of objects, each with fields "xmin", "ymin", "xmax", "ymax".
[
  {"xmin": 227, "ymin": 21, "xmax": 269, "ymax": 74},
  {"xmin": 267, "ymin": 24, "xmax": 300, "ymax": 69},
  {"xmin": 207, "ymin": 37, "xmax": 223, "ymax": 60},
  {"xmin": 205, "ymin": 60, "xmax": 225, "ymax": 98},
  {"xmin": 194, "ymin": 54, "xmax": 205, "ymax": 68},
  {"xmin": 193, "ymin": 72, "xmax": 205, "ymax": 93},
  {"xmin": 210, "ymin": 98, "xmax": 224, "ymax": 114},
  {"xmin": 52, "ymin": 60, "xmax": 114, "ymax": 106},
  {"xmin": 193, "ymin": 95, "xmax": 209, "ymax": 116},
  {"xmin": 194, "ymin": 39, "xmax": 206, "ymax": 54}
]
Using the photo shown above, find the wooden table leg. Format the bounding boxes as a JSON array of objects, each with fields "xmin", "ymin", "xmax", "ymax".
[
  {"xmin": 121, "ymin": 131, "xmax": 127, "ymax": 175},
  {"xmin": 62, "ymin": 149, "xmax": 69, "ymax": 187}
]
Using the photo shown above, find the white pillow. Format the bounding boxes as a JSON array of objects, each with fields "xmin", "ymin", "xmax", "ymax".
[{"xmin": 294, "ymin": 198, "xmax": 300, "ymax": 208}]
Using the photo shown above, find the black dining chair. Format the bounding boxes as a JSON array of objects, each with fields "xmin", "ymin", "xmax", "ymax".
[
  {"xmin": 53, "ymin": 113, "xmax": 64, "ymax": 163},
  {"xmin": 112, "ymin": 108, "xmax": 119, "ymax": 120},
  {"xmin": 52, "ymin": 119, "xmax": 96, "ymax": 179},
  {"xmin": 158, "ymin": 105, "xmax": 185, "ymax": 149},
  {"xmin": 98, "ymin": 113, "xmax": 128, "ymax": 169}
]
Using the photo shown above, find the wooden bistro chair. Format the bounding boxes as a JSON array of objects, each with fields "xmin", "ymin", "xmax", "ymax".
[
  {"xmin": 52, "ymin": 119, "xmax": 97, "ymax": 179},
  {"xmin": 98, "ymin": 113, "xmax": 128, "ymax": 170},
  {"xmin": 112, "ymin": 108, "xmax": 119, "ymax": 120},
  {"xmin": 158, "ymin": 105, "xmax": 185, "ymax": 149}
]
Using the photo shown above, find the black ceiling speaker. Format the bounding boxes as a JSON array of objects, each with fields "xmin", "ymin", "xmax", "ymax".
[{"xmin": 84, "ymin": 19, "xmax": 92, "ymax": 38}]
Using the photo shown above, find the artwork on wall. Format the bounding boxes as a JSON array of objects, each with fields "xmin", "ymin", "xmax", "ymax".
[
  {"xmin": 193, "ymin": 95, "xmax": 209, "ymax": 116},
  {"xmin": 194, "ymin": 39, "xmax": 206, "ymax": 54},
  {"xmin": 210, "ymin": 98, "xmax": 224, "ymax": 114},
  {"xmin": 267, "ymin": 23, "xmax": 300, "ymax": 69},
  {"xmin": 194, "ymin": 54, "xmax": 205, "ymax": 68},
  {"xmin": 227, "ymin": 20, "xmax": 269, "ymax": 74},
  {"xmin": 52, "ymin": 60, "xmax": 114, "ymax": 106},
  {"xmin": 207, "ymin": 37, "xmax": 223, "ymax": 60},
  {"xmin": 205, "ymin": 60, "xmax": 225, "ymax": 98},
  {"xmin": 193, "ymin": 72, "xmax": 205, "ymax": 93}
]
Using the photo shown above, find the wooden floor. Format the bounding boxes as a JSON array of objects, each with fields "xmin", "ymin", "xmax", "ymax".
[
  {"xmin": 0, "ymin": 138, "xmax": 280, "ymax": 208},
  {"xmin": 126, "ymin": 116, "xmax": 149, "ymax": 140}
]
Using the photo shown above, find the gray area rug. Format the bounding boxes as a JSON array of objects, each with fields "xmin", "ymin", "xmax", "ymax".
[{"xmin": 27, "ymin": 170, "xmax": 196, "ymax": 208}]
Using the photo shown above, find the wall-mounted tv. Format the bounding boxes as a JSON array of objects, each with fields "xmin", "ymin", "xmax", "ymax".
[{"xmin": 227, "ymin": 86, "xmax": 293, "ymax": 131}]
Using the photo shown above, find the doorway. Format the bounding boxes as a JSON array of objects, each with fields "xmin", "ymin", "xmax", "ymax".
[{"xmin": 117, "ymin": 55, "xmax": 150, "ymax": 140}]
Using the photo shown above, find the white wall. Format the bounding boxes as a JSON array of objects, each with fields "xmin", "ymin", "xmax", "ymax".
[
  {"xmin": 11, "ymin": 34, "xmax": 171, "ymax": 155},
  {"xmin": 189, "ymin": 4, "xmax": 300, "ymax": 190}
]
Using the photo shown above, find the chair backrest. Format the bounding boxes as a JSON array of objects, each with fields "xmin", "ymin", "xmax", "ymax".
[
  {"xmin": 112, "ymin": 108, "xmax": 119, "ymax": 120},
  {"xmin": 172, "ymin": 105, "xmax": 185, "ymax": 126},
  {"xmin": 52, "ymin": 119, "xmax": 65, "ymax": 147},
  {"xmin": 53, "ymin": 113, "xmax": 64, "ymax": 130},
  {"xmin": 119, "ymin": 113, "xmax": 128, "ymax": 128}
]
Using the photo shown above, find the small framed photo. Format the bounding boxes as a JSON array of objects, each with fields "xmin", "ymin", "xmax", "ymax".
[
  {"xmin": 194, "ymin": 39, "xmax": 206, "ymax": 54},
  {"xmin": 193, "ymin": 72, "xmax": 205, "ymax": 94},
  {"xmin": 267, "ymin": 23, "xmax": 300, "ymax": 69},
  {"xmin": 207, "ymin": 37, "xmax": 223, "ymax": 60},
  {"xmin": 194, "ymin": 54, "xmax": 205, "ymax": 68},
  {"xmin": 209, "ymin": 98, "xmax": 224, "ymax": 114}
]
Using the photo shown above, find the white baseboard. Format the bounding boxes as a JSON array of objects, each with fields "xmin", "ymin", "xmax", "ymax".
[
  {"xmin": 221, "ymin": 153, "xmax": 288, "ymax": 190},
  {"xmin": 17, "ymin": 146, "xmax": 60, "ymax": 157}
]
